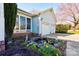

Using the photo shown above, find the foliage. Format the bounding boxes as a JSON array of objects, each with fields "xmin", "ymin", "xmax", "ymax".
[
  {"xmin": 4, "ymin": 3, "xmax": 17, "ymax": 49},
  {"xmin": 38, "ymin": 43, "xmax": 62, "ymax": 56},
  {"xmin": 4, "ymin": 3, "xmax": 17, "ymax": 38},
  {"xmin": 25, "ymin": 40, "xmax": 62, "ymax": 56},
  {"xmin": 56, "ymin": 24, "xmax": 71, "ymax": 33},
  {"xmin": 28, "ymin": 42, "xmax": 38, "ymax": 50},
  {"xmin": 56, "ymin": 4, "xmax": 79, "ymax": 30}
]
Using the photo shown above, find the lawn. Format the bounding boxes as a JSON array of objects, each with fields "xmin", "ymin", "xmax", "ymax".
[{"xmin": 67, "ymin": 30, "xmax": 79, "ymax": 34}]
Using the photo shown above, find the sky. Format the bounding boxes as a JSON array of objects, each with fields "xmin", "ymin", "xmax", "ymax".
[{"xmin": 17, "ymin": 3, "xmax": 60, "ymax": 12}]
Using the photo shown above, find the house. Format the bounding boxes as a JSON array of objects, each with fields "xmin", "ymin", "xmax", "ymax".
[
  {"xmin": 0, "ymin": 3, "xmax": 56, "ymax": 51},
  {"xmin": 0, "ymin": 3, "xmax": 56, "ymax": 41},
  {"xmin": 14, "ymin": 8, "xmax": 56, "ymax": 37},
  {"xmin": 0, "ymin": 4, "xmax": 56, "ymax": 39}
]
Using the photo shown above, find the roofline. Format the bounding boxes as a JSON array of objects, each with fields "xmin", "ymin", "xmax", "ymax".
[
  {"xmin": 17, "ymin": 8, "xmax": 57, "ymax": 22},
  {"xmin": 17, "ymin": 8, "xmax": 33, "ymax": 16},
  {"xmin": 32, "ymin": 8, "xmax": 55, "ymax": 16}
]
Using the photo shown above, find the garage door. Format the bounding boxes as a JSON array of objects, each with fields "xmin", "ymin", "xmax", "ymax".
[
  {"xmin": 50, "ymin": 26, "xmax": 55, "ymax": 33},
  {"xmin": 41, "ymin": 24, "xmax": 50, "ymax": 35}
]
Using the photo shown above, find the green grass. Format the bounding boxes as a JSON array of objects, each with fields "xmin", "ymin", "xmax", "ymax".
[{"xmin": 67, "ymin": 30, "xmax": 79, "ymax": 34}]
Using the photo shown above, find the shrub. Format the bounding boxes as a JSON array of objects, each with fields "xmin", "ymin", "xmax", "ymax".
[
  {"xmin": 51, "ymin": 48, "xmax": 62, "ymax": 56},
  {"xmin": 22, "ymin": 38, "xmax": 64, "ymax": 56},
  {"xmin": 56, "ymin": 24, "xmax": 71, "ymax": 33},
  {"xmin": 4, "ymin": 3, "xmax": 17, "ymax": 49},
  {"xmin": 38, "ymin": 44, "xmax": 62, "ymax": 56}
]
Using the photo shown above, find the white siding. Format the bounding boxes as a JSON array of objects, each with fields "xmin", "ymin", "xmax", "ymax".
[
  {"xmin": 39, "ymin": 10, "xmax": 56, "ymax": 35},
  {"xmin": 0, "ymin": 3, "xmax": 4, "ymax": 41}
]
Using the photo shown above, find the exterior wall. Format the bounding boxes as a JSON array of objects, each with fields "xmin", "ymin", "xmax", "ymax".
[
  {"xmin": 0, "ymin": 3, "xmax": 5, "ymax": 51},
  {"xmin": 14, "ymin": 8, "xmax": 56, "ymax": 36},
  {"xmin": 32, "ymin": 16, "xmax": 39, "ymax": 34},
  {"xmin": 0, "ymin": 3, "xmax": 4, "ymax": 41},
  {"xmin": 39, "ymin": 10, "xmax": 56, "ymax": 35}
]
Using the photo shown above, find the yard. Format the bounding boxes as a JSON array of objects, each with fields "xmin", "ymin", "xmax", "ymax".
[
  {"xmin": 0, "ymin": 36, "xmax": 66, "ymax": 56},
  {"xmin": 1, "ymin": 3, "xmax": 79, "ymax": 56},
  {"xmin": 67, "ymin": 30, "xmax": 79, "ymax": 34},
  {"xmin": 56, "ymin": 24, "xmax": 79, "ymax": 34}
]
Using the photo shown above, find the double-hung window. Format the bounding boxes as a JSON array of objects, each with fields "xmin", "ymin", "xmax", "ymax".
[
  {"xmin": 15, "ymin": 15, "xmax": 26, "ymax": 32},
  {"xmin": 20, "ymin": 16, "xmax": 26, "ymax": 30}
]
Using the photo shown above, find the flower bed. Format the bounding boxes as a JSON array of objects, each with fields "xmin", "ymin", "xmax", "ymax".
[
  {"xmin": 0, "ymin": 37, "xmax": 66, "ymax": 56},
  {"xmin": 21, "ymin": 38, "xmax": 66, "ymax": 56}
]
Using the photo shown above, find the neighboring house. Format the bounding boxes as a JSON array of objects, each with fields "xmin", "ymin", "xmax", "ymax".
[{"xmin": 14, "ymin": 8, "xmax": 56, "ymax": 36}]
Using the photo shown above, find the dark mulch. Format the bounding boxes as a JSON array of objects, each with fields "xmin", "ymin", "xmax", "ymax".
[
  {"xmin": 0, "ymin": 38, "xmax": 41, "ymax": 56},
  {"xmin": 0, "ymin": 47, "xmax": 41, "ymax": 56}
]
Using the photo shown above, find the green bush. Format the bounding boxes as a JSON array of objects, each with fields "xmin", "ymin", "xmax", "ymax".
[
  {"xmin": 4, "ymin": 3, "xmax": 17, "ymax": 49},
  {"xmin": 21, "ymin": 38, "xmax": 64, "ymax": 56},
  {"xmin": 56, "ymin": 24, "xmax": 71, "ymax": 33},
  {"xmin": 28, "ymin": 43, "xmax": 38, "ymax": 50},
  {"xmin": 38, "ymin": 44, "xmax": 62, "ymax": 56},
  {"xmin": 26, "ymin": 41, "xmax": 62, "ymax": 56}
]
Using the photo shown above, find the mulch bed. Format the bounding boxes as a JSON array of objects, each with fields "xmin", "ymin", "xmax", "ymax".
[
  {"xmin": 0, "ymin": 47, "xmax": 41, "ymax": 56},
  {"xmin": 0, "ymin": 39, "xmax": 41, "ymax": 56}
]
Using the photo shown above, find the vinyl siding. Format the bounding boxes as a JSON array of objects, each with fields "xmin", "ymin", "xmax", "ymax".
[
  {"xmin": 0, "ymin": 4, "xmax": 4, "ymax": 41},
  {"xmin": 39, "ymin": 10, "xmax": 56, "ymax": 35},
  {"xmin": 32, "ymin": 16, "xmax": 39, "ymax": 34}
]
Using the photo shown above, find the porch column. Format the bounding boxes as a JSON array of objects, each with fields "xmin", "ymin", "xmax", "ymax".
[{"xmin": 19, "ymin": 15, "xmax": 20, "ymax": 32}]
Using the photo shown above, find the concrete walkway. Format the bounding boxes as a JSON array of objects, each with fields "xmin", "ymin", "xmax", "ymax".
[{"xmin": 44, "ymin": 33, "xmax": 79, "ymax": 56}]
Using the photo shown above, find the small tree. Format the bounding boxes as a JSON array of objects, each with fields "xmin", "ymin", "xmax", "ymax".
[{"xmin": 4, "ymin": 3, "xmax": 17, "ymax": 49}]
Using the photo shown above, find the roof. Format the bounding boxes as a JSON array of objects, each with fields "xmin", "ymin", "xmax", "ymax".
[
  {"xmin": 32, "ymin": 8, "xmax": 54, "ymax": 16},
  {"xmin": 17, "ymin": 8, "xmax": 33, "ymax": 17},
  {"xmin": 18, "ymin": 8, "xmax": 54, "ymax": 16},
  {"xmin": 17, "ymin": 8, "xmax": 57, "ymax": 22}
]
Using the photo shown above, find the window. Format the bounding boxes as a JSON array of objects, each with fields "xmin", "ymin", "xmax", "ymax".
[
  {"xmin": 27, "ymin": 18, "xmax": 31, "ymax": 31},
  {"xmin": 20, "ymin": 16, "xmax": 26, "ymax": 30},
  {"xmin": 15, "ymin": 15, "xmax": 19, "ymax": 30}
]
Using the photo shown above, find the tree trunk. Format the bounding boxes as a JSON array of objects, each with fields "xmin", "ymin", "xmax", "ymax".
[{"xmin": 73, "ymin": 23, "xmax": 77, "ymax": 31}]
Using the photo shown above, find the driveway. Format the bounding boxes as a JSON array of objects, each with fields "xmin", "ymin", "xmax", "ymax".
[
  {"xmin": 45, "ymin": 33, "xmax": 79, "ymax": 42},
  {"xmin": 44, "ymin": 33, "xmax": 79, "ymax": 56}
]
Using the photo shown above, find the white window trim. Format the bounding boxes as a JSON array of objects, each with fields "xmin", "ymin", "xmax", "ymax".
[
  {"xmin": 14, "ymin": 15, "xmax": 32, "ymax": 33},
  {"xmin": 27, "ymin": 17, "xmax": 32, "ymax": 32},
  {"xmin": 19, "ymin": 15, "xmax": 26, "ymax": 32}
]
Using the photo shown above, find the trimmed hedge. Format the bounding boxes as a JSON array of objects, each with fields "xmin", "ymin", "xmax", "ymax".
[{"xmin": 56, "ymin": 24, "xmax": 71, "ymax": 33}]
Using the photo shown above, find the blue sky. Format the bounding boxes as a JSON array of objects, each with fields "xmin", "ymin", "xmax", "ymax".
[{"xmin": 17, "ymin": 3, "xmax": 59, "ymax": 12}]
